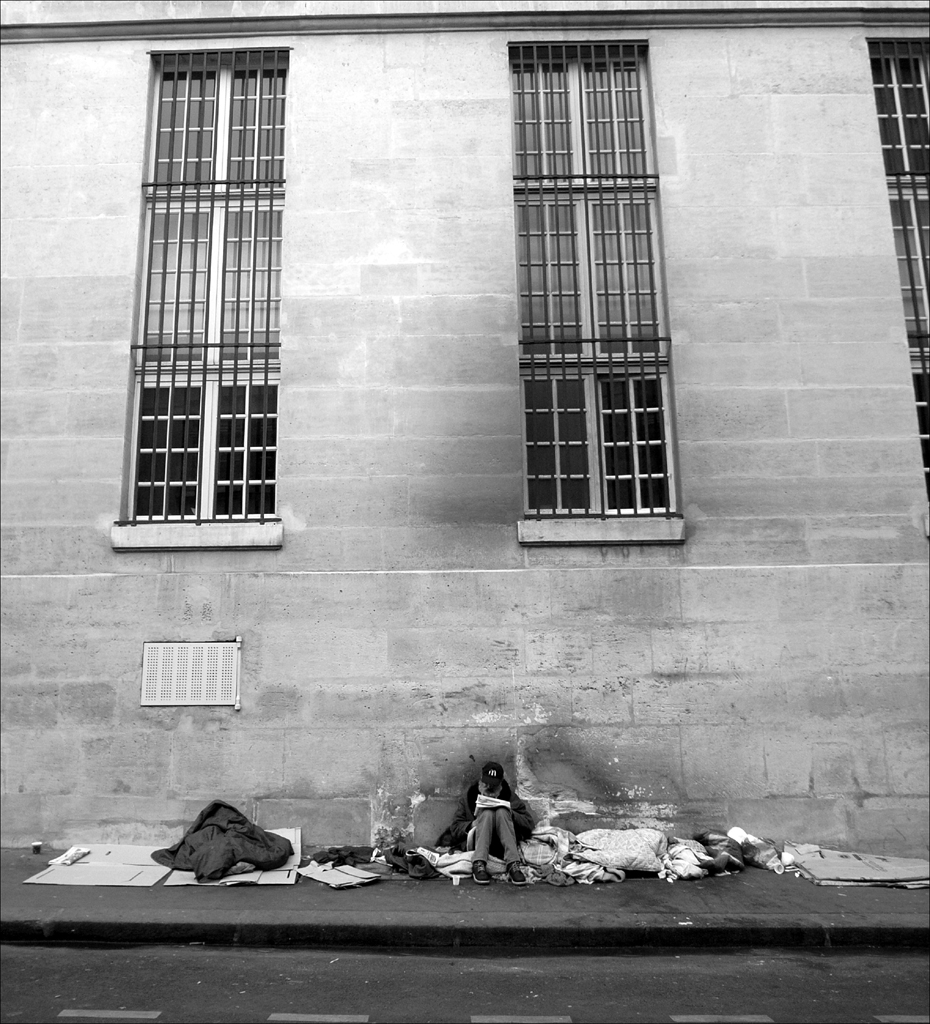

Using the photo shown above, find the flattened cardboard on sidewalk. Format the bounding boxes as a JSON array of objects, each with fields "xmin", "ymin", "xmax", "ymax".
[
  {"xmin": 24, "ymin": 864, "xmax": 171, "ymax": 886},
  {"xmin": 298, "ymin": 863, "xmax": 381, "ymax": 888},
  {"xmin": 163, "ymin": 827, "xmax": 301, "ymax": 886},
  {"xmin": 788, "ymin": 843, "xmax": 930, "ymax": 887}
]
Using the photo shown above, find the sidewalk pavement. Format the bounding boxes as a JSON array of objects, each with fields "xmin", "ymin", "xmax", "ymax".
[{"xmin": 2, "ymin": 848, "xmax": 927, "ymax": 950}]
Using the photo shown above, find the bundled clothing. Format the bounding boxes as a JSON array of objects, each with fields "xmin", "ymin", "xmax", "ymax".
[{"xmin": 151, "ymin": 800, "xmax": 293, "ymax": 883}]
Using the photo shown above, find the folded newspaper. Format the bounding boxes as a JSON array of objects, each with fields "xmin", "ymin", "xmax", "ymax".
[
  {"xmin": 475, "ymin": 794, "xmax": 511, "ymax": 810},
  {"xmin": 298, "ymin": 862, "xmax": 380, "ymax": 889}
]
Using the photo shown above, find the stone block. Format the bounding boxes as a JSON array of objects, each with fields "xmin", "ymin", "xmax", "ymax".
[
  {"xmin": 772, "ymin": 93, "xmax": 882, "ymax": 155},
  {"xmin": 649, "ymin": 38, "xmax": 731, "ymax": 100},
  {"xmin": 394, "ymin": 388, "xmax": 521, "ymax": 438},
  {"xmin": 525, "ymin": 630, "xmax": 591, "ymax": 677},
  {"xmin": 725, "ymin": 797, "xmax": 849, "ymax": 848},
  {"xmin": 4, "ymin": 438, "xmax": 124, "ymax": 482},
  {"xmin": 285, "ymin": 294, "xmax": 402, "ymax": 337},
  {"xmin": 728, "ymin": 31, "xmax": 872, "ymax": 96},
  {"xmin": 786, "ymin": 386, "xmax": 917, "ymax": 439},
  {"xmin": 282, "ymin": 386, "xmax": 394, "ymax": 437},
  {"xmin": 1, "ymin": 730, "xmax": 83, "ymax": 796},
  {"xmin": 801, "ymin": 563, "xmax": 929, "ymax": 623},
  {"xmin": 304, "ymin": 677, "xmax": 443, "ymax": 728},
  {"xmin": 669, "ymin": 95, "xmax": 774, "ymax": 154},
  {"xmin": 676, "ymin": 386, "xmax": 790, "ymax": 441},
  {"xmin": 439, "ymin": 676, "xmax": 517, "ymax": 728},
  {"xmin": 388, "ymin": 627, "xmax": 523, "ymax": 678},
  {"xmin": 287, "ymin": 262, "xmax": 361, "ymax": 297},
  {"xmin": 405, "ymin": 726, "xmax": 520, "ymax": 795},
  {"xmin": 776, "ymin": 206, "xmax": 893, "ymax": 259},
  {"xmin": 389, "ymin": 99, "xmax": 512, "ymax": 159},
  {"xmin": 523, "ymin": 724, "xmax": 686, "ymax": 805},
  {"xmin": 81, "ymin": 731, "xmax": 171, "ymax": 796},
  {"xmin": 360, "ymin": 262, "xmax": 420, "ymax": 295},
  {"xmin": 815, "ymin": 439, "xmax": 924, "ymax": 477},
  {"xmin": 776, "ymin": 297, "xmax": 906, "ymax": 344},
  {"xmin": 590, "ymin": 626, "xmax": 654, "ymax": 677},
  {"xmin": 58, "ymin": 682, "xmax": 118, "ymax": 727},
  {"xmin": 548, "ymin": 568, "xmax": 682, "ymax": 625},
  {"xmin": 263, "ymin": 624, "xmax": 390, "ymax": 680},
  {"xmin": 678, "ymin": 439, "xmax": 812, "ymax": 479},
  {"xmin": 804, "ymin": 256, "xmax": 901, "ymax": 299},
  {"xmin": 883, "ymin": 721, "xmax": 930, "ymax": 796},
  {"xmin": 674, "ymin": 343, "xmax": 801, "ymax": 388},
  {"xmin": 680, "ymin": 723, "xmax": 768, "ymax": 799},
  {"xmin": 6, "ymin": 217, "xmax": 137, "ymax": 279},
  {"xmin": 417, "ymin": 253, "xmax": 517, "ymax": 297},
  {"xmin": 801, "ymin": 154, "xmax": 892, "ymax": 206},
  {"xmin": 412, "ymin": 796, "xmax": 458, "ymax": 846},
  {"xmin": 666, "ymin": 153, "xmax": 804, "ymax": 208},
  {"xmin": 680, "ymin": 516, "xmax": 811, "ymax": 567},
  {"xmin": 846, "ymin": 797, "xmax": 929, "ymax": 857},
  {"xmin": 0, "ymin": 794, "xmax": 44, "ymax": 847},
  {"xmin": 382, "ymin": 525, "xmax": 523, "ymax": 571},
  {"xmin": 472, "ymin": 570, "xmax": 551, "ymax": 626},
  {"xmin": 387, "ymin": 336, "xmax": 517, "ymax": 387},
  {"xmin": 168, "ymin": 728, "xmax": 286, "ymax": 798},
  {"xmin": 810, "ymin": 729, "xmax": 891, "ymax": 798},
  {"xmin": 762, "ymin": 726, "xmax": 814, "ymax": 797},
  {"xmin": 805, "ymin": 514, "xmax": 929, "ymax": 565},
  {"xmin": 282, "ymin": 730, "xmax": 375, "ymax": 799},
  {"xmin": 679, "ymin": 566, "xmax": 803, "ymax": 624},
  {"xmin": 263, "ymin": 797, "xmax": 373, "ymax": 849},
  {"xmin": 664, "ymin": 207, "xmax": 778, "ymax": 260},
  {"xmin": 669, "ymin": 299, "xmax": 782, "ymax": 346},
  {"xmin": 685, "ymin": 474, "xmax": 925, "ymax": 518},
  {"xmin": 399, "ymin": 295, "xmax": 517, "ymax": 338},
  {"xmin": 284, "ymin": 475, "xmax": 410, "ymax": 527},
  {"xmin": 408, "ymin": 474, "xmax": 523, "ymax": 526},
  {"xmin": 570, "ymin": 676, "xmax": 635, "ymax": 727},
  {"xmin": 1, "ymin": 683, "xmax": 59, "ymax": 729},
  {"xmin": 513, "ymin": 675, "xmax": 573, "ymax": 727},
  {"xmin": 666, "ymin": 258, "xmax": 805, "ymax": 302}
]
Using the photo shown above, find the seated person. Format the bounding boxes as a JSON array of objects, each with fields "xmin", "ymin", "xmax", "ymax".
[{"xmin": 444, "ymin": 760, "xmax": 534, "ymax": 886}]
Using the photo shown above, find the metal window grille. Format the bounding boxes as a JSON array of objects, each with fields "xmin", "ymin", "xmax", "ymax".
[
  {"xmin": 511, "ymin": 44, "xmax": 677, "ymax": 518},
  {"xmin": 126, "ymin": 50, "xmax": 288, "ymax": 523},
  {"xmin": 141, "ymin": 639, "xmax": 241, "ymax": 706},
  {"xmin": 869, "ymin": 40, "xmax": 930, "ymax": 497}
]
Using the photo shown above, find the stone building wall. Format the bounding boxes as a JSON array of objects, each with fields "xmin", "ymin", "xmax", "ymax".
[{"xmin": 2, "ymin": 1, "xmax": 928, "ymax": 855}]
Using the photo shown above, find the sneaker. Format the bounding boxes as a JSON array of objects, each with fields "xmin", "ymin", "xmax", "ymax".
[
  {"xmin": 472, "ymin": 861, "xmax": 491, "ymax": 885},
  {"xmin": 508, "ymin": 863, "xmax": 528, "ymax": 886}
]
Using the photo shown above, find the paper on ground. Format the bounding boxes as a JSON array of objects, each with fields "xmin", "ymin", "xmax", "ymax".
[
  {"xmin": 163, "ymin": 827, "xmax": 301, "ymax": 886},
  {"xmin": 787, "ymin": 842, "xmax": 929, "ymax": 887},
  {"xmin": 24, "ymin": 864, "xmax": 170, "ymax": 886},
  {"xmin": 298, "ymin": 862, "xmax": 380, "ymax": 888}
]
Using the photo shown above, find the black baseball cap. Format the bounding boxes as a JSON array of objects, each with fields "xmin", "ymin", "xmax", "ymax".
[{"xmin": 481, "ymin": 761, "xmax": 504, "ymax": 783}]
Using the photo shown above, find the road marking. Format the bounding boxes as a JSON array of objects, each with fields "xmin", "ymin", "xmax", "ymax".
[
  {"xmin": 267, "ymin": 1016, "xmax": 369, "ymax": 1023},
  {"xmin": 57, "ymin": 1014, "xmax": 161, "ymax": 1021},
  {"xmin": 874, "ymin": 1017, "xmax": 930, "ymax": 1023},
  {"xmin": 670, "ymin": 1018, "xmax": 774, "ymax": 1023},
  {"xmin": 471, "ymin": 1017, "xmax": 573, "ymax": 1023}
]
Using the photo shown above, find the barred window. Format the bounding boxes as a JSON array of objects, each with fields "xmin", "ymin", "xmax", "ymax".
[
  {"xmin": 129, "ymin": 50, "xmax": 287, "ymax": 522},
  {"xmin": 869, "ymin": 40, "xmax": 929, "ymax": 496},
  {"xmin": 511, "ymin": 44, "xmax": 677, "ymax": 518}
]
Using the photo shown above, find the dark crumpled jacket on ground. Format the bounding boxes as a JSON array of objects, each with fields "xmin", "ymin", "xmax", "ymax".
[
  {"xmin": 437, "ymin": 779, "xmax": 535, "ymax": 859},
  {"xmin": 311, "ymin": 845, "xmax": 375, "ymax": 868},
  {"xmin": 151, "ymin": 800, "xmax": 293, "ymax": 882}
]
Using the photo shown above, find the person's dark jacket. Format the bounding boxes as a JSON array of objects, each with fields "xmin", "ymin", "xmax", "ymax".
[{"xmin": 438, "ymin": 779, "xmax": 535, "ymax": 857}]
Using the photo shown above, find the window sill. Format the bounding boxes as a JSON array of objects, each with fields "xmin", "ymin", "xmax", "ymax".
[
  {"xmin": 517, "ymin": 517, "xmax": 686, "ymax": 546},
  {"xmin": 111, "ymin": 521, "xmax": 283, "ymax": 551}
]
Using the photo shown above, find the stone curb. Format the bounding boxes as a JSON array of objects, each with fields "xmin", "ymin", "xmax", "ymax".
[{"xmin": 3, "ymin": 911, "xmax": 928, "ymax": 949}]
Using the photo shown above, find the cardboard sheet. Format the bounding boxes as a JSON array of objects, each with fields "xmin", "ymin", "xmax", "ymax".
[
  {"xmin": 787, "ymin": 842, "xmax": 930, "ymax": 887},
  {"xmin": 24, "ymin": 864, "xmax": 170, "ymax": 887},
  {"xmin": 75, "ymin": 844, "xmax": 163, "ymax": 865},
  {"xmin": 298, "ymin": 862, "xmax": 380, "ymax": 888},
  {"xmin": 163, "ymin": 827, "xmax": 301, "ymax": 886}
]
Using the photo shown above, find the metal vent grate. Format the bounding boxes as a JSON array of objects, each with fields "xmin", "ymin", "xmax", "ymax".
[{"xmin": 141, "ymin": 639, "xmax": 241, "ymax": 706}]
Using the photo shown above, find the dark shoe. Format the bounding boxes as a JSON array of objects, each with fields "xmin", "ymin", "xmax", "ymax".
[
  {"xmin": 473, "ymin": 861, "xmax": 491, "ymax": 885},
  {"xmin": 508, "ymin": 863, "xmax": 528, "ymax": 886}
]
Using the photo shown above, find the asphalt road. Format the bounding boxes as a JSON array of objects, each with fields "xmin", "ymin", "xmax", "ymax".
[{"xmin": 1, "ymin": 944, "xmax": 928, "ymax": 1023}]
